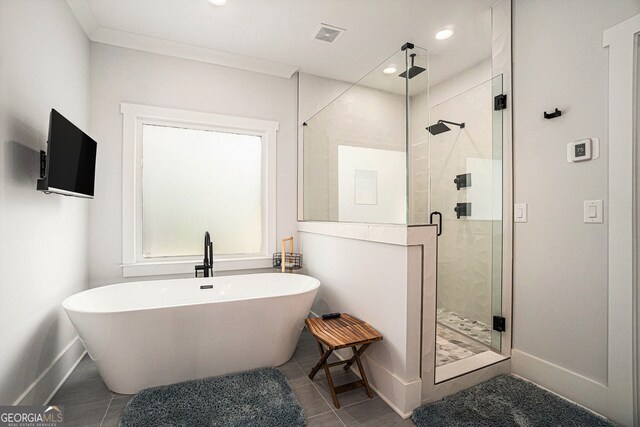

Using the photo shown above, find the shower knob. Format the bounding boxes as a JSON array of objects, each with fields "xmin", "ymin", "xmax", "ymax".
[
  {"xmin": 454, "ymin": 202, "xmax": 471, "ymax": 219},
  {"xmin": 454, "ymin": 173, "xmax": 471, "ymax": 190}
]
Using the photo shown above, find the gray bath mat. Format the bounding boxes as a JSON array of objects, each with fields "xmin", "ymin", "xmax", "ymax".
[
  {"xmin": 119, "ymin": 368, "xmax": 305, "ymax": 427},
  {"xmin": 412, "ymin": 375, "xmax": 615, "ymax": 427}
]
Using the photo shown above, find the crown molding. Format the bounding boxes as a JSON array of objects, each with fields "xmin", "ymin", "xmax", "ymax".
[
  {"xmin": 66, "ymin": 1, "xmax": 299, "ymax": 79},
  {"xmin": 67, "ymin": 0, "xmax": 100, "ymax": 36}
]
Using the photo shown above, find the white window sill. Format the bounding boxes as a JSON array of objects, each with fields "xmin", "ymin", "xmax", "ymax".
[{"xmin": 121, "ymin": 256, "xmax": 273, "ymax": 278}]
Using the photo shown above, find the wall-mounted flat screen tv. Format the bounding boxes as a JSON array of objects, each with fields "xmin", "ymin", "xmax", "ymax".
[{"xmin": 37, "ymin": 109, "xmax": 97, "ymax": 198}]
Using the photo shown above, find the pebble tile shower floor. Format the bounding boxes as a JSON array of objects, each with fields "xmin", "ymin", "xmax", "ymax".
[
  {"xmin": 436, "ymin": 308, "xmax": 492, "ymax": 346},
  {"xmin": 436, "ymin": 325, "xmax": 489, "ymax": 367},
  {"xmin": 50, "ymin": 328, "xmax": 413, "ymax": 426}
]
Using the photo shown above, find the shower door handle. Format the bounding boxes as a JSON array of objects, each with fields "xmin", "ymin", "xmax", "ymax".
[{"xmin": 430, "ymin": 211, "xmax": 443, "ymax": 236}]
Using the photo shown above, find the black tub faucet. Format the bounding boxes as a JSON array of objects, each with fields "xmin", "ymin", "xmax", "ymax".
[{"xmin": 195, "ymin": 231, "xmax": 214, "ymax": 277}]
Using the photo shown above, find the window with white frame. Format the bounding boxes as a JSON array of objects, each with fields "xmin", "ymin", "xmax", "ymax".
[{"xmin": 120, "ymin": 103, "xmax": 277, "ymax": 277}]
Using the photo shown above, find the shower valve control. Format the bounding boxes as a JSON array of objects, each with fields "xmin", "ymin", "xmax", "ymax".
[
  {"xmin": 454, "ymin": 203, "xmax": 471, "ymax": 219},
  {"xmin": 454, "ymin": 173, "xmax": 471, "ymax": 190}
]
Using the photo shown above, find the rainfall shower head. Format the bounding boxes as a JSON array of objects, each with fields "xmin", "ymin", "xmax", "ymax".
[
  {"xmin": 426, "ymin": 120, "xmax": 465, "ymax": 136},
  {"xmin": 399, "ymin": 53, "xmax": 426, "ymax": 79}
]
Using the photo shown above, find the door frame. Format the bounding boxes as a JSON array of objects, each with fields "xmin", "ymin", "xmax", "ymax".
[{"xmin": 602, "ymin": 13, "xmax": 640, "ymax": 426}]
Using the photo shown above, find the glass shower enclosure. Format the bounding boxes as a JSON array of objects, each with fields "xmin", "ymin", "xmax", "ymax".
[
  {"xmin": 302, "ymin": 42, "xmax": 505, "ymax": 379},
  {"xmin": 429, "ymin": 76, "xmax": 505, "ymax": 368},
  {"xmin": 303, "ymin": 43, "xmax": 428, "ymax": 224}
]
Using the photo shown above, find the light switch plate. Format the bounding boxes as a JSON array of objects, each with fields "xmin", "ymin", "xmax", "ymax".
[
  {"xmin": 584, "ymin": 200, "xmax": 603, "ymax": 223},
  {"xmin": 514, "ymin": 203, "xmax": 528, "ymax": 223}
]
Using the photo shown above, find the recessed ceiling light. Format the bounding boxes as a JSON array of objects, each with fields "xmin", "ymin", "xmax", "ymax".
[
  {"xmin": 435, "ymin": 28, "xmax": 453, "ymax": 40},
  {"xmin": 208, "ymin": 0, "xmax": 227, "ymax": 5},
  {"xmin": 383, "ymin": 66, "xmax": 397, "ymax": 75}
]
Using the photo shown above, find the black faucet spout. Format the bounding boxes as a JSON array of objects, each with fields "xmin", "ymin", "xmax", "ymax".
[{"xmin": 195, "ymin": 231, "xmax": 214, "ymax": 277}]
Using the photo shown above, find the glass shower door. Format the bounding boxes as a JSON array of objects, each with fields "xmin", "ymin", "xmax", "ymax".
[{"xmin": 429, "ymin": 75, "xmax": 504, "ymax": 360}]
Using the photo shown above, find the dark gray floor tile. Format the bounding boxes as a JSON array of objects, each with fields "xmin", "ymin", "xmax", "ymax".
[
  {"xmin": 51, "ymin": 375, "xmax": 113, "ymax": 407},
  {"xmin": 308, "ymin": 410, "xmax": 344, "ymax": 427},
  {"xmin": 293, "ymin": 383, "xmax": 331, "ymax": 418},
  {"xmin": 298, "ymin": 328, "xmax": 315, "ymax": 343},
  {"xmin": 54, "ymin": 328, "xmax": 407, "ymax": 427},
  {"xmin": 278, "ymin": 359, "xmax": 312, "ymax": 388},
  {"xmin": 293, "ymin": 340, "xmax": 319, "ymax": 363},
  {"xmin": 111, "ymin": 392, "xmax": 133, "ymax": 400},
  {"xmin": 62, "ymin": 399, "xmax": 110, "ymax": 427},
  {"xmin": 51, "ymin": 355, "xmax": 112, "ymax": 408},
  {"xmin": 73, "ymin": 354, "xmax": 97, "ymax": 371},
  {"xmin": 100, "ymin": 395, "xmax": 131, "ymax": 427},
  {"xmin": 297, "ymin": 352, "xmax": 341, "ymax": 372},
  {"xmin": 312, "ymin": 370, "xmax": 375, "ymax": 408},
  {"xmin": 109, "ymin": 395, "xmax": 132, "ymax": 408},
  {"xmin": 63, "ymin": 358, "xmax": 102, "ymax": 383},
  {"xmin": 336, "ymin": 397, "xmax": 413, "ymax": 426}
]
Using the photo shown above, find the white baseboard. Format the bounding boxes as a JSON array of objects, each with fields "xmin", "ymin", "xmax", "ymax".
[
  {"xmin": 357, "ymin": 354, "xmax": 420, "ymax": 419},
  {"xmin": 511, "ymin": 349, "xmax": 610, "ymax": 420},
  {"xmin": 13, "ymin": 337, "xmax": 86, "ymax": 406},
  {"xmin": 331, "ymin": 345, "xmax": 419, "ymax": 419}
]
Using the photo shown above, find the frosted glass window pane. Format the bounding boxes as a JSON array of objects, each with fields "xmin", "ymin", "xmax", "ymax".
[{"xmin": 142, "ymin": 124, "xmax": 262, "ymax": 258}]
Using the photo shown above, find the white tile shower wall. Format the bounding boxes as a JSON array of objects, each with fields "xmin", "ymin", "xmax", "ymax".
[
  {"xmin": 512, "ymin": 0, "xmax": 640, "ymax": 403},
  {"xmin": 408, "ymin": 59, "xmax": 494, "ymax": 324},
  {"xmin": 429, "ymin": 59, "xmax": 492, "ymax": 108},
  {"xmin": 408, "ymin": 88, "xmax": 430, "ymax": 225},
  {"xmin": 0, "ymin": 0, "xmax": 90, "ymax": 404},
  {"xmin": 408, "ymin": 60, "xmax": 492, "ymax": 225},
  {"xmin": 301, "ymin": 75, "xmax": 406, "ymax": 222},
  {"xmin": 337, "ymin": 146, "xmax": 406, "ymax": 223},
  {"xmin": 89, "ymin": 44, "xmax": 298, "ymax": 287},
  {"xmin": 430, "ymin": 81, "xmax": 495, "ymax": 327}
]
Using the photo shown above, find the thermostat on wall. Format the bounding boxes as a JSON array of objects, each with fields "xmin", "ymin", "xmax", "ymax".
[{"xmin": 567, "ymin": 138, "xmax": 599, "ymax": 162}]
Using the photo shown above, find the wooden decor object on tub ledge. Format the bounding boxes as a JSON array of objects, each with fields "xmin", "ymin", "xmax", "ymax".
[{"xmin": 272, "ymin": 236, "xmax": 302, "ymax": 272}]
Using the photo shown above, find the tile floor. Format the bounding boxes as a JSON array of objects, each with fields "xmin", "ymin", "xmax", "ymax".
[
  {"xmin": 436, "ymin": 308, "xmax": 492, "ymax": 346},
  {"xmin": 50, "ymin": 328, "xmax": 414, "ymax": 426},
  {"xmin": 436, "ymin": 324, "xmax": 490, "ymax": 367}
]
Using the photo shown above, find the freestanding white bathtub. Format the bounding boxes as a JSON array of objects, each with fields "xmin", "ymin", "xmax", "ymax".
[{"xmin": 62, "ymin": 273, "xmax": 320, "ymax": 394}]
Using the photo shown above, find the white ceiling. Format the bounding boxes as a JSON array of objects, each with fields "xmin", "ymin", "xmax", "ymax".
[{"xmin": 67, "ymin": 0, "xmax": 493, "ymax": 86}]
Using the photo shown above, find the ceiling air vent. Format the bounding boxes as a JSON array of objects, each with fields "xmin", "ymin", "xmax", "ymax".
[{"xmin": 313, "ymin": 24, "xmax": 346, "ymax": 43}]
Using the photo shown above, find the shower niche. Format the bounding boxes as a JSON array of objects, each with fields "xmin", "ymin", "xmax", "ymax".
[{"xmin": 298, "ymin": 0, "xmax": 512, "ymax": 415}]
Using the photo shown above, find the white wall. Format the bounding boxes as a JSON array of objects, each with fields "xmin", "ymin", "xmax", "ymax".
[
  {"xmin": 298, "ymin": 224, "xmax": 436, "ymax": 416},
  {"xmin": 429, "ymin": 59, "xmax": 492, "ymax": 109},
  {"xmin": 89, "ymin": 43, "xmax": 298, "ymax": 287},
  {"xmin": 0, "ymin": 0, "xmax": 90, "ymax": 404},
  {"xmin": 636, "ymin": 38, "xmax": 640, "ymax": 426},
  {"xmin": 511, "ymin": 0, "xmax": 640, "ymax": 418},
  {"xmin": 298, "ymin": 73, "xmax": 351, "ymax": 126}
]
